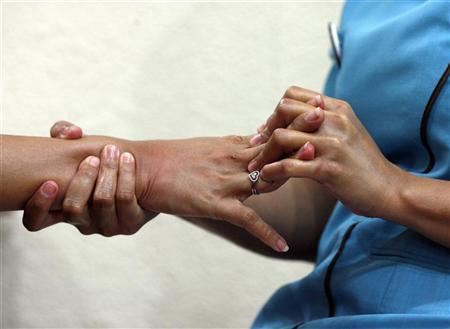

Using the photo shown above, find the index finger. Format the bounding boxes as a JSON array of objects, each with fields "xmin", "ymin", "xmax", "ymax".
[{"xmin": 216, "ymin": 201, "xmax": 289, "ymax": 252}]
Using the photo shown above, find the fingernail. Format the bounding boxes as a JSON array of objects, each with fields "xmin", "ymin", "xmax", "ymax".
[
  {"xmin": 88, "ymin": 156, "xmax": 100, "ymax": 167},
  {"xmin": 297, "ymin": 141, "xmax": 311, "ymax": 157},
  {"xmin": 257, "ymin": 123, "xmax": 266, "ymax": 133},
  {"xmin": 276, "ymin": 238, "xmax": 289, "ymax": 252},
  {"xmin": 105, "ymin": 145, "xmax": 118, "ymax": 160},
  {"xmin": 122, "ymin": 152, "xmax": 134, "ymax": 164},
  {"xmin": 42, "ymin": 182, "xmax": 57, "ymax": 197},
  {"xmin": 60, "ymin": 125, "xmax": 70, "ymax": 137},
  {"xmin": 250, "ymin": 134, "xmax": 262, "ymax": 146},
  {"xmin": 314, "ymin": 95, "xmax": 322, "ymax": 106},
  {"xmin": 305, "ymin": 107, "xmax": 321, "ymax": 122},
  {"xmin": 248, "ymin": 159, "xmax": 257, "ymax": 171}
]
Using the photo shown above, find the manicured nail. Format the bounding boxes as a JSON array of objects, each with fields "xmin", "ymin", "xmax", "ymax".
[
  {"xmin": 250, "ymin": 134, "xmax": 262, "ymax": 146},
  {"xmin": 59, "ymin": 125, "xmax": 70, "ymax": 137},
  {"xmin": 122, "ymin": 152, "xmax": 134, "ymax": 164},
  {"xmin": 276, "ymin": 238, "xmax": 289, "ymax": 252},
  {"xmin": 314, "ymin": 95, "xmax": 322, "ymax": 106},
  {"xmin": 305, "ymin": 107, "xmax": 321, "ymax": 122},
  {"xmin": 297, "ymin": 141, "xmax": 311, "ymax": 157},
  {"xmin": 88, "ymin": 156, "xmax": 100, "ymax": 167},
  {"xmin": 105, "ymin": 145, "xmax": 118, "ymax": 160},
  {"xmin": 42, "ymin": 182, "xmax": 57, "ymax": 197},
  {"xmin": 257, "ymin": 123, "xmax": 266, "ymax": 133},
  {"xmin": 248, "ymin": 159, "xmax": 257, "ymax": 171}
]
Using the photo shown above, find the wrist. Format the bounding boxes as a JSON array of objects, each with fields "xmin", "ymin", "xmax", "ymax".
[
  {"xmin": 378, "ymin": 163, "xmax": 415, "ymax": 225},
  {"xmin": 128, "ymin": 139, "xmax": 165, "ymax": 209}
]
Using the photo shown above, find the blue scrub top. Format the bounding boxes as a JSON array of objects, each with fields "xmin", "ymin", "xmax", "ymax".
[{"xmin": 252, "ymin": 1, "xmax": 450, "ymax": 328}]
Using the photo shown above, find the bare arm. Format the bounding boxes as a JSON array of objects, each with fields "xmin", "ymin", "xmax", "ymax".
[{"xmin": 0, "ymin": 135, "xmax": 139, "ymax": 211}]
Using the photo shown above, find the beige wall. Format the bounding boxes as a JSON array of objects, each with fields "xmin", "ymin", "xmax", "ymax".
[{"xmin": 1, "ymin": 2, "xmax": 342, "ymax": 327}]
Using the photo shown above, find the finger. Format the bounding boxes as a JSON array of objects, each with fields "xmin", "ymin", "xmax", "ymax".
[
  {"xmin": 50, "ymin": 121, "xmax": 83, "ymax": 139},
  {"xmin": 261, "ymin": 158, "xmax": 320, "ymax": 181},
  {"xmin": 216, "ymin": 201, "xmax": 289, "ymax": 252},
  {"xmin": 62, "ymin": 156, "xmax": 100, "ymax": 233},
  {"xmin": 116, "ymin": 152, "xmax": 146, "ymax": 234},
  {"xmin": 255, "ymin": 142, "xmax": 316, "ymax": 193},
  {"xmin": 296, "ymin": 141, "xmax": 316, "ymax": 161},
  {"xmin": 307, "ymin": 94, "xmax": 325, "ymax": 109},
  {"xmin": 248, "ymin": 129, "xmax": 318, "ymax": 172},
  {"xmin": 22, "ymin": 181, "xmax": 61, "ymax": 231},
  {"xmin": 253, "ymin": 99, "xmax": 316, "ymax": 146},
  {"xmin": 93, "ymin": 145, "xmax": 120, "ymax": 236},
  {"xmin": 287, "ymin": 107, "xmax": 324, "ymax": 134},
  {"xmin": 283, "ymin": 86, "xmax": 320, "ymax": 103}
]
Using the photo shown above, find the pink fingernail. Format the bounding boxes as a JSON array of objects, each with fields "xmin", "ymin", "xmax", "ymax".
[
  {"xmin": 88, "ymin": 156, "xmax": 100, "ymax": 167},
  {"xmin": 276, "ymin": 238, "xmax": 289, "ymax": 252},
  {"xmin": 250, "ymin": 134, "xmax": 262, "ymax": 146},
  {"xmin": 42, "ymin": 182, "xmax": 57, "ymax": 197},
  {"xmin": 305, "ymin": 107, "xmax": 321, "ymax": 122},
  {"xmin": 122, "ymin": 152, "xmax": 134, "ymax": 164},
  {"xmin": 257, "ymin": 123, "xmax": 266, "ymax": 133},
  {"xmin": 105, "ymin": 145, "xmax": 118, "ymax": 160},
  {"xmin": 297, "ymin": 141, "xmax": 311, "ymax": 157}
]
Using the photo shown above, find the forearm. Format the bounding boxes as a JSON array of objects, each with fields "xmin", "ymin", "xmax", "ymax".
[
  {"xmin": 182, "ymin": 178, "xmax": 336, "ymax": 261},
  {"xmin": 384, "ymin": 168, "xmax": 450, "ymax": 248},
  {"xmin": 0, "ymin": 135, "xmax": 142, "ymax": 211}
]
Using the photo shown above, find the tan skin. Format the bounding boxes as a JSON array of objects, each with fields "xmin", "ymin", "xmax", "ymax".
[
  {"xmin": 250, "ymin": 86, "xmax": 450, "ymax": 249},
  {"xmin": 2, "ymin": 129, "xmax": 295, "ymax": 252},
  {"xmin": 20, "ymin": 105, "xmax": 333, "ymax": 260},
  {"xmin": 23, "ymin": 86, "xmax": 450, "ymax": 259}
]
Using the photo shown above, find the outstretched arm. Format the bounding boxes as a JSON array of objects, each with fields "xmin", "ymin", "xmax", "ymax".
[
  {"xmin": 2, "ymin": 133, "xmax": 290, "ymax": 252},
  {"xmin": 1, "ymin": 134, "xmax": 140, "ymax": 211}
]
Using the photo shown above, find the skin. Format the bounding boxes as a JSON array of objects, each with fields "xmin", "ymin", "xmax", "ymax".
[
  {"xmin": 1, "ymin": 131, "xmax": 292, "ymax": 252},
  {"xmin": 23, "ymin": 103, "xmax": 335, "ymax": 260},
  {"xmin": 249, "ymin": 86, "xmax": 450, "ymax": 249}
]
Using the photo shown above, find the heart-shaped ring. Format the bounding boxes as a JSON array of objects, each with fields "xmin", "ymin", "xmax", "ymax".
[{"xmin": 248, "ymin": 170, "xmax": 260, "ymax": 183}]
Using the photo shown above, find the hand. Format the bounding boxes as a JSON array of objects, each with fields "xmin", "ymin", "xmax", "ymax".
[
  {"xmin": 23, "ymin": 121, "xmax": 156, "ymax": 236},
  {"xmin": 248, "ymin": 86, "xmax": 402, "ymax": 218},
  {"xmin": 134, "ymin": 136, "xmax": 289, "ymax": 252},
  {"xmin": 247, "ymin": 87, "xmax": 326, "ymax": 193}
]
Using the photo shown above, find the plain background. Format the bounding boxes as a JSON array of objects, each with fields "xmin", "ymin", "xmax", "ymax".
[{"xmin": 1, "ymin": 2, "xmax": 342, "ymax": 328}]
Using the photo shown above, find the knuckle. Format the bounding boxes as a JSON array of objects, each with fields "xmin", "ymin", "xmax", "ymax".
[
  {"xmin": 62, "ymin": 199, "xmax": 85, "ymax": 216},
  {"xmin": 116, "ymin": 191, "xmax": 135, "ymax": 204},
  {"xmin": 93, "ymin": 193, "xmax": 114, "ymax": 207},
  {"xmin": 336, "ymin": 100, "xmax": 351, "ymax": 111},
  {"xmin": 280, "ymin": 160, "xmax": 294, "ymax": 175},
  {"xmin": 227, "ymin": 135, "xmax": 245, "ymax": 145},
  {"xmin": 22, "ymin": 219, "xmax": 41, "ymax": 232},
  {"xmin": 326, "ymin": 136, "xmax": 343, "ymax": 149},
  {"xmin": 228, "ymin": 150, "xmax": 244, "ymax": 162},
  {"xmin": 318, "ymin": 160, "xmax": 340, "ymax": 179},
  {"xmin": 284, "ymin": 85, "xmax": 299, "ymax": 98},
  {"xmin": 272, "ymin": 128, "xmax": 285, "ymax": 143}
]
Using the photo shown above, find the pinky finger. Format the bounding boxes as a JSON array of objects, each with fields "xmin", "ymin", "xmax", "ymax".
[{"xmin": 217, "ymin": 202, "xmax": 289, "ymax": 252}]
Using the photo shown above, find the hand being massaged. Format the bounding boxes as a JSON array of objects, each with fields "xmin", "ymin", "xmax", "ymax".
[{"xmin": 26, "ymin": 85, "xmax": 395, "ymax": 252}]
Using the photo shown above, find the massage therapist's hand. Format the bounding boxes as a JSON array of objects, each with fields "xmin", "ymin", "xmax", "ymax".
[
  {"xmin": 134, "ymin": 136, "xmax": 289, "ymax": 252},
  {"xmin": 23, "ymin": 121, "xmax": 156, "ymax": 235},
  {"xmin": 249, "ymin": 86, "xmax": 403, "ymax": 218}
]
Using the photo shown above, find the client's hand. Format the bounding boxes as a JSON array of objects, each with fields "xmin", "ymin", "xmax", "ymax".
[
  {"xmin": 23, "ymin": 121, "xmax": 156, "ymax": 236},
  {"xmin": 133, "ymin": 136, "xmax": 289, "ymax": 252}
]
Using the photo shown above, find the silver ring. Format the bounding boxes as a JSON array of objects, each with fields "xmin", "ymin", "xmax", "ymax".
[{"xmin": 248, "ymin": 170, "xmax": 261, "ymax": 195}]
